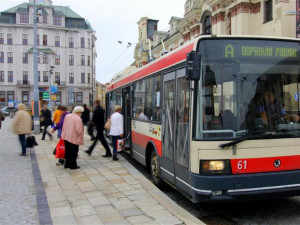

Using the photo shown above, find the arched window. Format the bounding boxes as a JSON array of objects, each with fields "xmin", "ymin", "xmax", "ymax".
[{"xmin": 202, "ymin": 15, "xmax": 212, "ymax": 35}]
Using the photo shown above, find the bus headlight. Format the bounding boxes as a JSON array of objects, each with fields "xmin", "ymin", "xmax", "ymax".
[{"xmin": 200, "ymin": 160, "xmax": 231, "ymax": 174}]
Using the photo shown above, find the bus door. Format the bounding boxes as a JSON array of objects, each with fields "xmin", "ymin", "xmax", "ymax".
[
  {"xmin": 162, "ymin": 68, "xmax": 190, "ymax": 193},
  {"xmin": 122, "ymin": 87, "xmax": 131, "ymax": 149}
]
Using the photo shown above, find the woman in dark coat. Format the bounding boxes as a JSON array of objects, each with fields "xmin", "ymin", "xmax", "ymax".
[{"xmin": 41, "ymin": 105, "xmax": 53, "ymax": 140}]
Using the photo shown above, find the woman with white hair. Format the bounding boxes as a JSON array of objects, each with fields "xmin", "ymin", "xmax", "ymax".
[
  {"xmin": 61, "ymin": 106, "xmax": 84, "ymax": 169},
  {"xmin": 12, "ymin": 103, "xmax": 32, "ymax": 156}
]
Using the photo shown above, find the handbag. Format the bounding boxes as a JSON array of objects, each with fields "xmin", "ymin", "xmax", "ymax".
[
  {"xmin": 55, "ymin": 139, "xmax": 65, "ymax": 159},
  {"xmin": 116, "ymin": 139, "xmax": 125, "ymax": 152},
  {"xmin": 104, "ymin": 118, "xmax": 111, "ymax": 130},
  {"xmin": 26, "ymin": 136, "xmax": 38, "ymax": 148}
]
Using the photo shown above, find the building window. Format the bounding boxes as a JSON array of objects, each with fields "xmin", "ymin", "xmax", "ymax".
[
  {"xmin": 56, "ymin": 92, "xmax": 61, "ymax": 104},
  {"xmin": 43, "ymin": 35, "xmax": 47, "ymax": 46},
  {"xmin": 20, "ymin": 13, "xmax": 29, "ymax": 23},
  {"xmin": 69, "ymin": 55, "xmax": 74, "ymax": 66},
  {"xmin": 7, "ymin": 91, "xmax": 14, "ymax": 102},
  {"xmin": 22, "ymin": 91, "xmax": 29, "ymax": 103},
  {"xmin": 264, "ymin": 0, "xmax": 273, "ymax": 23},
  {"xmin": 88, "ymin": 38, "xmax": 90, "ymax": 48},
  {"xmin": 0, "ymin": 33, "xmax": 3, "ymax": 44},
  {"xmin": 87, "ymin": 56, "xmax": 90, "ymax": 66},
  {"xmin": 203, "ymin": 15, "xmax": 212, "ymax": 35},
  {"xmin": 53, "ymin": 15, "xmax": 62, "ymax": 26},
  {"xmin": 23, "ymin": 52, "xmax": 28, "ymax": 64},
  {"xmin": 8, "ymin": 71, "xmax": 13, "ymax": 82},
  {"xmin": 69, "ymin": 37, "xmax": 74, "ymax": 48},
  {"xmin": 76, "ymin": 92, "xmax": 83, "ymax": 104},
  {"xmin": 43, "ymin": 14, "xmax": 47, "ymax": 24},
  {"xmin": 55, "ymin": 72, "xmax": 60, "ymax": 84},
  {"xmin": 7, "ymin": 52, "xmax": 13, "ymax": 63},
  {"xmin": 81, "ymin": 55, "xmax": 85, "ymax": 65},
  {"xmin": 43, "ymin": 55, "xmax": 48, "ymax": 64},
  {"xmin": 23, "ymin": 71, "xmax": 28, "ymax": 84},
  {"xmin": 37, "ymin": 34, "xmax": 40, "ymax": 45},
  {"xmin": 0, "ymin": 52, "xmax": 4, "ymax": 63},
  {"xmin": 81, "ymin": 73, "xmax": 85, "ymax": 83},
  {"xmin": 7, "ymin": 34, "xmax": 13, "ymax": 45},
  {"xmin": 69, "ymin": 73, "xmax": 74, "ymax": 83},
  {"xmin": 0, "ymin": 71, "xmax": 4, "ymax": 82},
  {"xmin": 88, "ymin": 73, "xmax": 91, "ymax": 83},
  {"xmin": 43, "ymin": 71, "xmax": 48, "ymax": 82},
  {"xmin": 80, "ymin": 37, "xmax": 85, "ymax": 48},
  {"xmin": 0, "ymin": 91, "xmax": 5, "ymax": 106},
  {"xmin": 55, "ymin": 55, "xmax": 60, "ymax": 65},
  {"xmin": 38, "ymin": 71, "xmax": 40, "ymax": 82},
  {"xmin": 55, "ymin": 36, "xmax": 60, "ymax": 47},
  {"xmin": 22, "ymin": 34, "xmax": 28, "ymax": 45}
]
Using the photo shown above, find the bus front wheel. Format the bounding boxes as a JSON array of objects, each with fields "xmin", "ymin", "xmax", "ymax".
[{"xmin": 150, "ymin": 150, "xmax": 164, "ymax": 188}]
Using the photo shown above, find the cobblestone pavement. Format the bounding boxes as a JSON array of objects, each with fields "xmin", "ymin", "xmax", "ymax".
[
  {"xmin": 35, "ymin": 127, "xmax": 202, "ymax": 225},
  {"xmin": 0, "ymin": 117, "xmax": 39, "ymax": 225}
]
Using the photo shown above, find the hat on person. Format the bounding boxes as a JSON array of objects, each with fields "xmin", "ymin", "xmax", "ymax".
[
  {"xmin": 17, "ymin": 103, "xmax": 26, "ymax": 110},
  {"xmin": 73, "ymin": 106, "xmax": 84, "ymax": 113}
]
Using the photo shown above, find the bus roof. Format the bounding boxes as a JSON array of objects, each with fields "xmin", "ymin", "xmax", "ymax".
[{"xmin": 106, "ymin": 35, "xmax": 300, "ymax": 92}]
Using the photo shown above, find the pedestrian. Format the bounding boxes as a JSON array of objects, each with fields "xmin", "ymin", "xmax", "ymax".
[
  {"xmin": 53, "ymin": 105, "xmax": 63, "ymax": 138},
  {"xmin": 12, "ymin": 103, "xmax": 32, "ymax": 156},
  {"xmin": 61, "ymin": 106, "xmax": 84, "ymax": 169},
  {"xmin": 109, "ymin": 105, "xmax": 124, "ymax": 161},
  {"xmin": 85, "ymin": 99, "xmax": 111, "ymax": 157},
  {"xmin": 51, "ymin": 106, "xmax": 68, "ymax": 165},
  {"xmin": 81, "ymin": 104, "xmax": 90, "ymax": 125},
  {"xmin": 0, "ymin": 110, "xmax": 5, "ymax": 130},
  {"xmin": 40, "ymin": 105, "xmax": 53, "ymax": 141}
]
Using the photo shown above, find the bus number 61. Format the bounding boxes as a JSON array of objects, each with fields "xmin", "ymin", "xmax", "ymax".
[{"xmin": 237, "ymin": 160, "xmax": 247, "ymax": 170}]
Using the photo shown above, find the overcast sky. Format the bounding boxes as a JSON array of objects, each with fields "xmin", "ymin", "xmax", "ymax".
[{"xmin": 1, "ymin": 0, "xmax": 185, "ymax": 83}]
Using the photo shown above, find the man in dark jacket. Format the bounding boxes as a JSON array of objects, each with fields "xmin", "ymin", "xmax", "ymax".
[
  {"xmin": 85, "ymin": 99, "xmax": 111, "ymax": 157},
  {"xmin": 41, "ymin": 105, "xmax": 53, "ymax": 140},
  {"xmin": 81, "ymin": 104, "xmax": 90, "ymax": 125}
]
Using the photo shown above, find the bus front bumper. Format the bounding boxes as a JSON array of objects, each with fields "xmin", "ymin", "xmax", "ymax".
[{"xmin": 191, "ymin": 170, "xmax": 300, "ymax": 202}]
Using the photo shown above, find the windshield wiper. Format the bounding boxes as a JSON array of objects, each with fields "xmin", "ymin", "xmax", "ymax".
[{"xmin": 219, "ymin": 132, "xmax": 295, "ymax": 149}]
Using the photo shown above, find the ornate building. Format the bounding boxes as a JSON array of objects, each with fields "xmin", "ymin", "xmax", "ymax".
[
  {"xmin": 133, "ymin": 0, "xmax": 296, "ymax": 68},
  {"xmin": 0, "ymin": 0, "xmax": 96, "ymax": 108}
]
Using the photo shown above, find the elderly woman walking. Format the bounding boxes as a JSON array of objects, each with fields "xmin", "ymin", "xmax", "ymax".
[
  {"xmin": 110, "ymin": 105, "xmax": 124, "ymax": 161},
  {"xmin": 12, "ymin": 103, "xmax": 32, "ymax": 156},
  {"xmin": 61, "ymin": 106, "xmax": 84, "ymax": 169}
]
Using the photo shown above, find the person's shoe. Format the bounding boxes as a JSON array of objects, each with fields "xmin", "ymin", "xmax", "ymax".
[
  {"xmin": 19, "ymin": 153, "xmax": 27, "ymax": 156},
  {"xmin": 41, "ymin": 138, "xmax": 45, "ymax": 140},
  {"xmin": 112, "ymin": 156, "xmax": 119, "ymax": 161},
  {"xmin": 70, "ymin": 166, "xmax": 80, "ymax": 170},
  {"xmin": 90, "ymin": 136, "xmax": 96, "ymax": 141},
  {"xmin": 56, "ymin": 162, "xmax": 63, "ymax": 166},
  {"xmin": 85, "ymin": 150, "xmax": 92, "ymax": 156},
  {"xmin": 102, "ymin": 154, "xmax": 112, "ymax": 157}
]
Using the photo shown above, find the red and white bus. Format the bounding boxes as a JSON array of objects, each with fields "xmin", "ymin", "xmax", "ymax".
[{"xmin": 106, "ymin": 35, "xmax": 300, "ymax": 202}]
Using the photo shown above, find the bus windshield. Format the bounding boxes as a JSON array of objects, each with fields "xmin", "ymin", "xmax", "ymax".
[{"xmin": 195, "ymin": 38, "xmax": 300, "ymax": 139}]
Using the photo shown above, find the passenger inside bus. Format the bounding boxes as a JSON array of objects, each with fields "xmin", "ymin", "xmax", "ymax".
[{"xmin": 137, "ymin": 106, "xmax": 148, "ymax": 120}]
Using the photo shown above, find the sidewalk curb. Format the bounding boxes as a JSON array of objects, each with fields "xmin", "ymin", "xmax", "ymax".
[{"xmin": 120, "ymin": 159, "xmax": 204, "ymax": 225}]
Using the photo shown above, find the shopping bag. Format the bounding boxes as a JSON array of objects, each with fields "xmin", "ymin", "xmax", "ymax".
[
  {"xmin": 104, "ymin": 118, "xmax": 111, "ymax": 130},
  {"xmin": 116, "ymin": 139, "xmax": 125, "ymax": 152},
  {"xmin": 55, "ymin": 139, "xmax": 65, "ymax": 158}
]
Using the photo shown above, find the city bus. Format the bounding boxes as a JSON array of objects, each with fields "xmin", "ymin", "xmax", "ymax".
[{"xmin": 106, "ymin": 35, "xmax": 300, "ymax": 202}]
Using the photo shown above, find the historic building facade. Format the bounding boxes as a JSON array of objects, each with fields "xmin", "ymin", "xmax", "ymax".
[
  {"xmin": 0, "ymin": 0, "xmax": 96, "ymax": 108},
  {"xmin": 95, "ymin": 81, "xmax": 108, "ymax": 109},
  {"xmin": 133, "ymin": 0, "xmax": 296, "ymax": 67}
]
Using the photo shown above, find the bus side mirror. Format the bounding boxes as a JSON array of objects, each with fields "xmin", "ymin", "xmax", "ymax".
[{"xmin": 185, "ymin": 51, "xmax": 201, "ymax": 80}]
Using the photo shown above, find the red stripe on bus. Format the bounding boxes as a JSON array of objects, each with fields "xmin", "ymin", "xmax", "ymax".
[
  {"xmin": 132, "ymin": 131, "xmax": 162, "ymax": 156},
  {"xmin": 107, "ymin": 43, "xmax": 194, "ymax": 91},
  {"xmin": 231, "ymin": 155, "xmax": 300, "ymax": 174}
]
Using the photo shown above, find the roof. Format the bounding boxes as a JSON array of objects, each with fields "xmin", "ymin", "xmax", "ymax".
[{"xmin": 2, "ymin": 3, "xmax": 82, "ymax": 19}]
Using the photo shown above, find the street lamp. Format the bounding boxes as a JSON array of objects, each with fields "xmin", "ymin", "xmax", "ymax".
[
  {"xmin": 38, "ymin": 52, "xmax": 59, "ymax": 110},
  {"xmin": 32, "ymin": 0, "xmax": 40, "ymax": 134}
]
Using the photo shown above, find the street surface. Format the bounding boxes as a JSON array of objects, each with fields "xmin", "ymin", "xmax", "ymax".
[{"xmin": 0, "ymin": 117, "xmax": 39, "ymax": 225}]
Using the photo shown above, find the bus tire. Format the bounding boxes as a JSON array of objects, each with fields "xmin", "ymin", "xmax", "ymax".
[{"xmin": 150, "ymin": 150, "xmax": 164, "ymax": 188}]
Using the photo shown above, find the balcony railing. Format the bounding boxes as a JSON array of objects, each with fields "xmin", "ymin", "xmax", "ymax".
[
  {"xmin": 17, "ymin": 80, "xmax": 30, "ymax": 85},
  {"xmin": 55, "ymin": 81, "xmax": 66, "ymax": 86}
]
